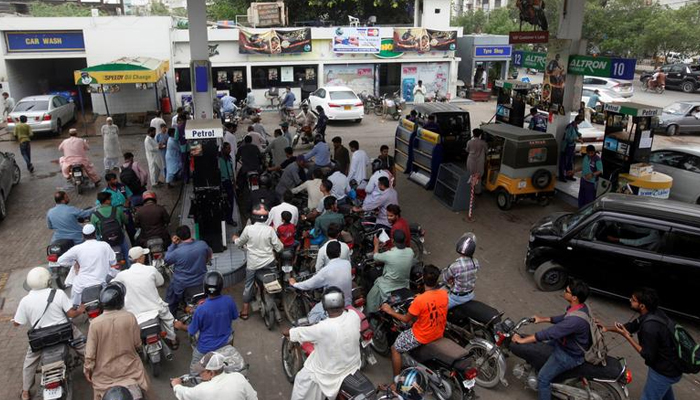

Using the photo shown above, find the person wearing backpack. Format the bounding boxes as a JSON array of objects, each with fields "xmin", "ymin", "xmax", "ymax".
[
  {"xmin": 121, "ymin": 152, "xmax": 149, "ymax": 205},
  {"xmin": 91, "ymin": 191, "xmax": 129, "ymax": 269},
  {"xmin": 601, "ymin": 288, "xmax": 684, "ymax": 400},
  {"xmin": 511, "ymin": 280, "xmax": 592, "ymax": 400},
  {"xmin": 101, "ymin": 172, "xmax": 136, "ymax": 243}
]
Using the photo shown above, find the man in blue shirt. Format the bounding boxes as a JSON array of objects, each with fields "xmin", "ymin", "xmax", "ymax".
[
  {"xmin": 47, "ymin": 191, "xmax": 93, "ymax": 244},
  {"xmin": 164, "ymin": 225, "xmax": 213, "ymax": 315},
  {"xmin": 559, "ymin": 115, "xmax": 583, "ymax": 182},
  {"xmin": 174, "ymin": 271, "xmax": 239, "ymax": 373},
  {"xmin": 281, "ymin": 86, "xmax": 296, "ymax": 109},
  {"xmin": 221, "ymin": 92, "xmax": 237, "ymax": 113},
  {"xmin": 304, "ymin": 135, "xmax": 332, "ymax": 170},
  {"xmin": 528, "ymin": 107, "xmax": 548, "ymax": 132},
  {"xmin": 578, "ymin": 145, "xmax": 603, "ymax": 208},
  {"xmin": 586, "ymin": 89, "xmax": 600, "ymax": 109}
]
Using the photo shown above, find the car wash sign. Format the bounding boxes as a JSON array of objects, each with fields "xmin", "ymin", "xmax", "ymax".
[
  {"xmin": 4, "ymin": 31, "xmax": 85, "ymax": 53},
  {"xmin": 185, "ymin": 120, "xmax": 224, "ymax": 140}
]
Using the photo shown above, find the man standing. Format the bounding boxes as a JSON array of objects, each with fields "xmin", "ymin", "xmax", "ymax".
[
  {"xmin": 59, "ymin": 128, "xmax": 100, "ymax": 184},
  {"xmin": 600, "ymin": 288, "xmax": 683, "ymax": 400},
  {"xmin": 171, "ymin": 352, "xmax": 257, "ymax": 400},
  {"xmin": 164, "ymin": 225, "xmax": 212, "ymax": 315},
  {"xmin": 236, "ymin": 135, "xmax": 262, "ymax": 192},
  {"xmin": 356, "ymin": 177, "xmax": 398, "ymax": 230},
  {"xmin": 13, "ymin": 267, "xmax": 86, "ymax": 400},
  {"xmin": 122, "ymin": 152, "xmax": 149, "ymax": 197},
  {"xmin": 286, "ymin": 287, "xmax": 361, "ymax": 400},
  {"xmin": 413, "ymin": 80, "xmax": 426, "ymax": 104},
  {"xmin": 578, "ymin": 145, "xmax": 603, "ymax": 208},
  {"xmin": 219, "ymin": 142, "xmax": 237, "ymax": 226},
  {"xmin": 265, "ymin": 129, "xmax": 288, "ymax": 167},
  {"xmin": 348, "ymin": 140, "xmax": 370, "ymax": 189},
  {"xmin": 290, "ymin": 241, "xmax": 352, "ymax": 323},
  {"xmin": 366, "ymin": 230, "xmax": 414, "ymax": 313},
  {"xmin": 466, "ymin": 128, "xmax": 487, "ymax": 195},
  {"xmin": 58, "ymin": 224, "xmax": 118, "ymax": 305},
  {"xmin": 174, "ymin": 271, "xmax": 239, "ymax": 373},
  {"xmin": 144, "ymin": 127, "xmax": 164, "ymax": 187},
  {"xmin": 134, "ymin": 191, "xmax": 170, "ymax": 247},
  {"xmin": 281, "ymin": 86, "xmax": 296, "ymax": 113},
  {"xmin": 2, "ymin": 92, "xmax": 15, "ymax": 121},
  {"xmin": 233, "ymin": 204, "xmax": 283, "ymax": 320},
  {"xmin": 102, "ymin": 117, "xmax": 122, "ymax": 171},
  {"xmin": 331, "ymin": 137, "xmax": 350, "ymax": 175},
  {"xmin": 380, "ymin": 265, "xmax": 448, "ymax": 377},
  {"xmin": 47, "ymin": 191, "xmax": 94, "ymax": 245},
  {"xmin": 113, "ymin": 246, "xmax": 177, "ymax": 347},
  {"xmin": 528, "ymin": 108, "xmax": 548, "ymax": 132},
  {"xmin": 559, "ymin": 115, "xmax": 583, "ymax": 182},
  {"xmin": 222, "ymin": 123, "xmax": 238, "ymax": 159},
  {"xmin": 511, "ymin": 280, "xmax": 592, "ymax": 400},
  {"xmin": 85, "ymin": 282, "xmax": 149, "ymax": 399},
  {"xmin": 156, "ymin": 123, "xmax": 169, "ymax": 177},
  {"xmin": 12, "ymin": 115, "xmax": 34, "ymax": 173},
  {"xmin": 149, "ymin": 111, "xmax": 166, "ymax": 132}
]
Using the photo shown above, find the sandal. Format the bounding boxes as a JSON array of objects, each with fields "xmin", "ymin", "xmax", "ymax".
[
  {"xmin": 239, "ymin": 313, "xmax": 249, "ymax": 320},
  {"xmin": 20, "ymin": 391, "xmax": 30, "ymax": 400}
]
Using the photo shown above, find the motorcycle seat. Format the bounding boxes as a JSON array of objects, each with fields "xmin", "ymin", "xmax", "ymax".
[
  {"xmin": 410, "ymin": 337, "xmax": 470, "ymax": 367},
  {"xmin": 137, "ymin": 316, "xmax": 160, "ymax": 328},
  {"xmin": 339, "ymin": 370, "xmax": 375, "ymax": 398},
  {"xmin": 41, "ymin": 344, "xmax": 69, "ymax": 365},
  {"xmin": 448, "ymin": 300, "xmax": 502, "ymax": 327},
  {"xmin": 81, "ymin": 284, "xmax": 104, "ymax": 304},
  {"xmin": 559, "ymin": 356, "xmax": 624, "ymax": 382},
  {"xmin": 409, "ymin": 223, "xmax": 422, "ymax": 235},
  {"xmin": 387, "ymin": 288, "xmax": 414, "ymax": 305}
]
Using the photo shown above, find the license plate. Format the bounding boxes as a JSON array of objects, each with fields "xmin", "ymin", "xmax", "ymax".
[
  {"xmin": 463, "ymin": 379, "xmax": 475, "ymax": 389},
  {"xmin": 344, "ymin": 105, "xmax": 351, "ymax": 110},
  {"xmin": 518, "ymin": 180, "xmax": 527, "ymax": 189},
  {"xmin": 362, "ymin": 339, "xmax": 372, "ymax": 348},
  {"xmin": 44, "ymin": 387, "xmax": 63, "ymax": 400},
  {"xmin": 73, "ymin": 171, "xmax": 82, "ymax": 177},
  {"xmin": 367, "ymin": 351, "xmax": 378, "ymax": 365}
]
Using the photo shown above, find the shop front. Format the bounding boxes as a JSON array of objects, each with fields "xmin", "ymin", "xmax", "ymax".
[{"xmin": 456, "ymin": 34, "xmax": 512, "ymax": 92}]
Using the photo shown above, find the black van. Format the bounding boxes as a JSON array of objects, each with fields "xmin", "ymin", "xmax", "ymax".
[{"xmin": 526, "ymin": 193, "xmax": 700, "ymax": 320}]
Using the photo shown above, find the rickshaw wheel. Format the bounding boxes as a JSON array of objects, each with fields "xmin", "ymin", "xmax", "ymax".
[{"xmin": 496, "ymin": 189, "xmax": 512, "ymax": 211}]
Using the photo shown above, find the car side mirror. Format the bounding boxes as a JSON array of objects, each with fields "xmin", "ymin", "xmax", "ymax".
[{"xmin": 695, "ymin": 114, "xmax": 700, "ymax": 120}]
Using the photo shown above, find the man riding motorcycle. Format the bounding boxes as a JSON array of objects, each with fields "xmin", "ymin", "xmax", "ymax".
[
  {"xmin": 280, "ymin": 87, "xmax": 296, "ymax": 120},
  {"xmin": 295, "ymin": 102, "xmax": 317, "ymax": 143},
  {"xmin": 441, "ymin": 233, "xmax": 480, "ymax": 309},
  {"xmin": 171, "ymin": 351, "xmax": 257, "ymax": 400},
  {"xmin": 58, "ymin": 128, "xmax": 100, "ymax": 184},
  {"xmin": 649, "ymin": 68, "xmax": 666, "ymax": 90}
]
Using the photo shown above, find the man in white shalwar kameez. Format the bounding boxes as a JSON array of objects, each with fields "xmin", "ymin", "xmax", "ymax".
[
  {"xmin": 144, "ymin": 127, "xmax": 164, "ymax": 187},
  {"xmin": 286, "ymin": 287, "xmax": 361, "ymax": 400},
  {"xmin": 102, "ymin": 117, "xmax": 122, "ymax": 171}
]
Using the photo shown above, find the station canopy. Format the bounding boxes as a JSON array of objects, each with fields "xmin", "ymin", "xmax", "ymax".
[{"xmin": 73, "ymin": 57, "xmax": 169, "ymax": 85}]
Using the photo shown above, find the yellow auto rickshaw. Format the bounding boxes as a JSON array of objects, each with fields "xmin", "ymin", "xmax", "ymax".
[{"xmin": 480, "ymin": 123, "xmax": 558, "ymax": 210}]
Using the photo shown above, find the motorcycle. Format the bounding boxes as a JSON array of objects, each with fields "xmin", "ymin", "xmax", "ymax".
[
  {"xmin": 46, "ymin": 239, "xmax": 74, "ymax": 289},
  {"xmin": 81, "ymin": 284, "xmax": 105, "ymax": 322},
  {"xmin": 136, "ymin": 311, "xmax": 173, "ymax": 377},
  {"xmin": 360, "ymin": 91, "xmax": 381, "ymax": 116},
  {"xmin": 641, "ymin": 78, "xmax": 665, "ymax": 94},
  {"xmin": 401, "ymin": 344, "xmax": 478, "ymax": 400},
  {"xmin": 38, "ymin": 338, "xmax": 85, "ymax": 400},
  {"xmin": 69, "ymin": 164, "xmax": 89, "ymax": 195},
  {"xmin": 145, "ymin": 237, "xmax": 171, "ymax": 283},
  {"xmin": 429, "ymin": 89, "xmax": 448, "ymax": 103},
  {"xmin": 378, "ymin": 92, "xmax": 405, "ymax": 120},
  {"xmin": 253, "ymin": 264, "xmax": 285, "ymax": 330},
  {"xmin": 178, "ymin": 285, "xmax": 207, "ymax": 326},
  {"xmin": 481, "ymin": 317, "xmax": 632, "ymax": 399},
  {"xmin": 238, "ymin": 98, "xmax": 261, "ymax": 121},
  {"xmin": 222, "ymin": 108, "xmax": 239, "ymax": 125},
  {"xmin": 246, "ymin": 170, "xmax": 260, "ymax": 192},
  {"xmin": 111, "ymin": 244, "xmax": 126, "ymax": 270}
]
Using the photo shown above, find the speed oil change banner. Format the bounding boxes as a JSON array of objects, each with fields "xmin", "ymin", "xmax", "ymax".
[
  {"xmin": 393, "ymin": 28, "xmax": 457, "ymax": 52},
  {"xmin": 239, "ymin": 28, "xmax": 312, "ymax": 54}
]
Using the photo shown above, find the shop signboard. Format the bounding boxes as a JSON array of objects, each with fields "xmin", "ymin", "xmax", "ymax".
[
  {"xmin": 393, "ymin": 28, "xmax": 457, "ymax": 52},
  {"xmin": 250, "ymin": 2, "xmax": 284, "ymax": 27},
  {"xmin": 332, "ymin": 27, "xmax": 381, "ymax": 53},
  {"xmin": 513, "ymin": 51, "xmax": 637, "ymax": 80},
  {"xmin": 375, "ymin": 39, "xmax": 403, "ymax": 59},
  {"xmin": 239, "ymin": 28, "xmax": 312, "ymax": 54},
  {"xmin": 509, "ymin": 31, "xmax": 549, "ymax": 44},
  {"xmin": 474, "ymin": 45, "xmax": 512, "ymax": 58},
  {"xmin": 603, "ymin": 103, "xmax": 660, "ymax": 117},
  {"xmin": 5, "ymin": 31, "xmax": 85, "ymax": 53}
]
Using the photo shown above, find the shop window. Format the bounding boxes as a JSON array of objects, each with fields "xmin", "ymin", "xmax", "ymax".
[
  {"xmin": 252, "ymin": 65, "xmax": 317, "ymax": 90},
  {"xmin": 175, "ymin": 68, "xmax": 191, "ymax": 92}
]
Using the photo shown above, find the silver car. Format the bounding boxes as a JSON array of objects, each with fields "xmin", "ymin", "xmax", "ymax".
[
  {"xmin": 0, "ymin": 151, "xmax": 21, "ymax": 221},
  {"xmin": 649, "ymin": 147, "xmax": 700, "ymax": 204},
  {"xmin": 655, "ymin": 101, "xmax": 700, "ymax": 136},
  {"xmin": 582, "ymin": 76, "xmax": 634, "ymax": 98},
  {"xmin": 6, "ymin": 95, "xmax": 76, "ymax": 135}
]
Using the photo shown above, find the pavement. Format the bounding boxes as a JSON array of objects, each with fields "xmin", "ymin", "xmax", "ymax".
[{"xmin": 1, "ymin": 93, "xmax": 700, "ymax": 399}]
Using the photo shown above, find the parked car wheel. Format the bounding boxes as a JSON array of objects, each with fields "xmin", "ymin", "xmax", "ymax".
[
  {"xmin": 681, "ymin": 81, "xmax": 695, "ymax": 93},
  {"xmin": 496, "ymin": 188, "xmax": 512, "ymax": 211},
  {"xmin": 534, "ymin": 261, "xmax": 568, "ymax": 292},
  {"xmin": 12, "ymin": 164, "xmax": 20, "ymax": 186},
  {"xmin": 666, "ymin": 124, "xmax": 678, "ymax": 136},
  {"xmin": 355, "ymin": 118, "xmax": 362, "ymax": 123},
  {"xmin": 0, "ymin": 195, "xmax": 6, "ymax": 221},
  {"xmin": 54, "ymin": 119, "xmax": 63, "ymax": 136}
]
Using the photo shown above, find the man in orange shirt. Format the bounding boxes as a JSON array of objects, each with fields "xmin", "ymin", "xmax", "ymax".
[{"xmin": 380, "ymin": 264, "xmax": 448, "ymax": 377}]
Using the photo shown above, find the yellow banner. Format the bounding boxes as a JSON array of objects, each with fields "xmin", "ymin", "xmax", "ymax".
[{"xmin": 418, "ymin": 128, "xmax": 440, "ymax": 144}]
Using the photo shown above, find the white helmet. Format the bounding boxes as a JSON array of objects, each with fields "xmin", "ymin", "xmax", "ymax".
[{"xmin": 26, "ymin": 267, "xmax": 52, "ymax": 290}]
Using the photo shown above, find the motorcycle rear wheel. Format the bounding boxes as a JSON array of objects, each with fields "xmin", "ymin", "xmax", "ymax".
[
  {"xmin": 368, "ymin": 318, "xmax": 391, "ymax": 356},
  {"xmin": 281, "ymin": 338, "xmax": 304, "ymax": 383},
  {"xmin": 568, "ymin": 379, "xmax": 624, "ymax": 400},
  {"xmin": 283, "ymin": 291, "xmax": 308, "ymax": 325},
  {"xmin": 463, "ymin": 342, "xmax": 501, "ymax": 388},
  {"xmin": 150, "ymin": 359, "xmax": 161, "ymax": 377},
  {"xmin": 410, "ymin": 237, "xmax": 424, "ymax": 263},
  {"xmin": 263, "ymin": 292, "xmax": 277, "ymax": 330},
  {"xmin": 431, "ymin": 370, "xmax": 456, "ymax": 400},
  {"xmin": 374, "ymin": 106, "xmax": 384, "ymax": 117}
]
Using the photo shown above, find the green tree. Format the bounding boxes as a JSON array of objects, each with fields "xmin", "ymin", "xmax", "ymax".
[
  {"xmin": 30, "ymin": 3, "xmax": 94, "ymax": 17},
  {"xmin": 208, "ymin": 0, "xmax": 249, "ymax": 21},
  {"xmin": 150, "ymin": 2, "xmax": 171, "ymax": 16}
]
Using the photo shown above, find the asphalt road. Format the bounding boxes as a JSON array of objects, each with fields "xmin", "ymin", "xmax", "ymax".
[{"xmin": 1, "ymin": 99, "xmax": 699, "ymax": 400}]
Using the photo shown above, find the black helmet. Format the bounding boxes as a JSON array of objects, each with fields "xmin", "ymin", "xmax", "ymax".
[
  {"xmin": 250, "ymin": 202, "xmax": 269, "ymax": 223},
  {"xmin": 99, "ymin": 281, "xmax": 126, "ymax": 311},
  {"xmin": 395, "ymin": 367, "xmax": 428, "ymax": 400},
  {"xmin": 204, "ymin": 271, "xmax": 224, "ymax": 297},
  {"xmin": 371, "ymin": 158, "xmax": 383, "ymax": 173},
  {"xmin": 102, "ymin": 386, "xmax": 133, "ymax": 400},
  {"xmin": 321, "ymin": 286, "xmax": 345, "ymax": 311},
  {"xmin": 259, "ymin": 173, "xmax": 272, "ymax": 189},
  {"xmin": 456, "ymin": 232, "xmax": 477, "ymax": 257}
]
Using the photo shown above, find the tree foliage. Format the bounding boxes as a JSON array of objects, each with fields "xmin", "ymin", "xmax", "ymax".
[
  {"xmin": 30, "ymin": 3, "xmax": 95, "ymax": 17},
  {"xmin": 454, "ymin": 0, "xmax": 700, "ymax": 58}
]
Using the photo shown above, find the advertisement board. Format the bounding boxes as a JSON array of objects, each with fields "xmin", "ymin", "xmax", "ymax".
[
  {"xmin": 239, "ymin": 28, "xmax": 312, "ymax": 54},
  {"xmin": 5, "ymin": 31, "xmax": 85, "ymax": 53},
  {"xmin": 541, "ymin": 39, "xmax": 571, "ymax": 115},
  {"xmin": 401, "ymin": 63, "xmax": 448, "ymax": 101},
  {"xmin": 332, "ymin": 27, "xmax": 381, "ymax": 53},
  {"xmin": 393, "ymin": 28, "xmax": 457, "ymax": 52},
  {"xmin": 325, "ymin": 64, "xmax": 375, "ymax": 95}
]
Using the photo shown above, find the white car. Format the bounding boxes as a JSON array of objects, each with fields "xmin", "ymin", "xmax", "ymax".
[
  {"xmin": 581, "ymin": 86, "xmax": 629, "ymax": 107},
  {"xmin": 649, "ymin": 147, "xmax": 700, "ymax": 204},
  {"xmin": 582, "ymin": 76, "xmax": 634, "ymax": 98},
  {"xmin": 6, "ymin": 95, "xmax": 76, "ymax": 135},
  {"xmin": 307, "ymin": 86, "xmax": 364, "ymax": 122}
]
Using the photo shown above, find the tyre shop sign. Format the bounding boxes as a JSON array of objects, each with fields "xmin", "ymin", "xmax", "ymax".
[{"xmin": 4, "ymin": 31, "xmax": 85, "ymax": 53}]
